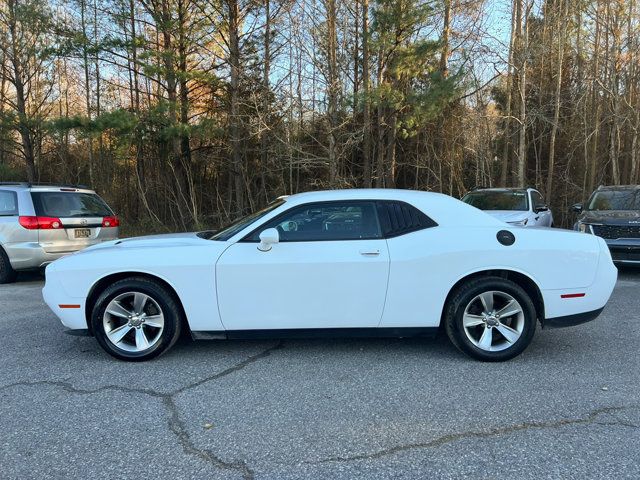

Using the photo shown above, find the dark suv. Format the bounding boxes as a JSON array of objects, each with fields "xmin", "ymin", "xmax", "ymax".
[{"xmin": 573, "ymin": 185, "xmax": 640, "ymax": 265}]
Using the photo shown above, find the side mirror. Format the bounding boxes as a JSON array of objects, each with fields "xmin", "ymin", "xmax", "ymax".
[
  {"xmin": 258, "ymin": 228, "xmax": 279, "ymax": 252},
  {"xmin": 534, "ymin": 205, "xmax": 549, "ymax": 213},
  {"xmin": 571, "ymin": 203, "xmax": 583, "ymax": 213}
]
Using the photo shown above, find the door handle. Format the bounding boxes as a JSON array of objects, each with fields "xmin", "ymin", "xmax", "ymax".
[{"xmin": 360, "ymin": 249, "xmax": 380, "ymax": 256}]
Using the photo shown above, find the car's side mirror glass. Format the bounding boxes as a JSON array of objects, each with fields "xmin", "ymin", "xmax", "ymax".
[
  {"xmin": 571, "ymin": 203, "xmax": 583, "ymax": 213},
  {"xmin": 534, "ymin": 205, "xmax": 549, "ymax": 213},
  {"xmin": 258, "ymin": 228, "xmax": 279, "ymax": 252}
]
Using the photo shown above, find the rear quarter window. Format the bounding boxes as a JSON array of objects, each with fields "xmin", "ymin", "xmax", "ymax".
[
  {"xmin": 0, "ymin": 190, "xmax": 18, "ymax": 216},
  {"xmin": 31, "ymin": 192, "xmax": 113, "ymax": 217},
  {"xmin": 376, "ymin": 201, "xmax": 437, "ymax": 237}
]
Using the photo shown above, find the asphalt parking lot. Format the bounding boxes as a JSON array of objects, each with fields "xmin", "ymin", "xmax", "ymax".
[{"xmin": 1, "ymin": 271, "xmax": 639, "ymax": 480}]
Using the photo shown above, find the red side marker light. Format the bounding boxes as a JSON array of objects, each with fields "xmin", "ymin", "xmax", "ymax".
[
  {"xmin": 561, "ymin": 293, "xmax": 585, "ymax": 299},
  {"xmin": 59, "ymin": 304, "xmax": 81, "ymax": 309}
]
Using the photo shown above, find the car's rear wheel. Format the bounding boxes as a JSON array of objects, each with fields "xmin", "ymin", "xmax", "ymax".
[
  {"xmin": 0, "ymin": 247, "xmax": 17, "ymax": 284},
  {"xmin": 444, "ymin": 277, "xmax": 537, "ymax": 361},
  {"xmin": 91, "ymin": 277, "xmax": 183, "ymax": 361}
]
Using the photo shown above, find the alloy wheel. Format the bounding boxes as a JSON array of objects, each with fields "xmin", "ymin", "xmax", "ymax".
[
  {"xmin": 103, "ymin": 292, "xmax": 165, "ymax": 353},
  {"xmin": 462, "ymin": 290, "xmax": 525, "ymax": 352}
]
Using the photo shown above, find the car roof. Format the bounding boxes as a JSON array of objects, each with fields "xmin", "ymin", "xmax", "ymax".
[
  {"xmin": 466, "ymin": 187, "xmax": 532, "ymax": 193},
  {"xmin": 0, "ymin": 182, "xmax": 95, "ymax": 193},
  {"xmin": 286, "ymin": 188, "xmax": 442, "ymax": 201},
  {"xmin": 596, "ymin": 184, "xmax": 640, "ymax": 191},
  {"xmin": 282, "ymin": 189, "xmax": 503, "ymax": 227}
]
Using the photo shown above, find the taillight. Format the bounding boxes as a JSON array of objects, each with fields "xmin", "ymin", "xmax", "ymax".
[
  {"xmin": 19, "ymin": 216, "xmax": 63, "ymax": 229},
  {"xmin": 102, "ymin": 216, "xmax": 120, "ymax": 228}
]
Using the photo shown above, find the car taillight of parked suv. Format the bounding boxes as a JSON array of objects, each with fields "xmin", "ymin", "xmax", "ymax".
[
  {"xmin": 573, "ymin": 184, "xmax": 640, "ymax": 265},
  {"xmin": 0, "ymin": 183, "xmax": 119, "ymax": 283}
]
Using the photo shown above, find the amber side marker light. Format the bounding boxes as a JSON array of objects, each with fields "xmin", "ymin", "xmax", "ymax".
[
  {"xmin": 59, "ymin": 304, "xmax": 81, "ymax": 309},
  {"xmin": 560, "ymin": 293, "xmax": 586, "ymax": 299}
]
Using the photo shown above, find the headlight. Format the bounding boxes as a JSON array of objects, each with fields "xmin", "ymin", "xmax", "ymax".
[
  {"xmin": 578, "ymin": 223, "xmax": 592, "ymax": 233},
  {"xmin": 507, "ymin": 218, "xmax": 528, "ymax": 226}
]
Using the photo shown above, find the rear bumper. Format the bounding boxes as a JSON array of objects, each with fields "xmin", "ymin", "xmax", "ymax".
[
  {"xmin": 541, "ymin": 239, "xmax": 617, "ymax": 323},
  {"xmin": 5, "ymin": 239, "xmax": 111, "ymax": 270},
  {"xmin": 5, "ymin": 242, "xmax": 73, "ymax": 269},
  {"xmin": 544, "ymin": 307, "xmax": 605, "ymax": 328}
]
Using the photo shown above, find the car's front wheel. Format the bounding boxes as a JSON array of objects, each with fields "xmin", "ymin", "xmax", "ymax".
[
  {"xmin": 444, "ymin": 277, "xmax": 537, "ymax": 361},
  {"xmin": 91, "ymin": 277, "xmax": 183, "ymax": 361},
  {"xmin": 0, "ymin": 247, "xmax": 17, "ymax": 284}
]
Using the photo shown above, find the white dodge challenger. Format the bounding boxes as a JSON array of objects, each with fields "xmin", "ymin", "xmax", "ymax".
[{"xmin": 43, "ymin": 189, "xmax": 617, "ymax": 362}]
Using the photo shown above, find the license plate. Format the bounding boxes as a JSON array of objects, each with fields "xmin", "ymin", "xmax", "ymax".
[{"xmin": 74, "ymin": 228, "xmax": 91, "ymax": 238}]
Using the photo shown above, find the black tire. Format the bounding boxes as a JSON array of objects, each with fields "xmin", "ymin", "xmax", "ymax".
[
  {"xmin": 91, "ymin": 277, "xmax": 183, "ymax": 361},
  {"xmin": 0, "ymin": 247, "xmax": 17, "ymax": 284},
  {"xmin": 444, "ymin": 276, "xmax": 537, "ymax": 362}
]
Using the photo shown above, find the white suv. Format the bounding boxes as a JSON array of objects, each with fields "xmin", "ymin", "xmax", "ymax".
[
  {"xmin": 461, "ymin": 187, "xmax": 554, "ymax": 227},
  {"xmin": 0, "ymin": 183, "xmax": 119, "ymax": 283}
]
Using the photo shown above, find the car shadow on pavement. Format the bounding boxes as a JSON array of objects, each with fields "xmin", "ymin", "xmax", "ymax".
[{"xmin": 12, "ymin": 270, "xmax": 45, "ymax": 283}]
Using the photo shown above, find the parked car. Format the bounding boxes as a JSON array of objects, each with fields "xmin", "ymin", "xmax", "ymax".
[
  {"xmin": 43, "ymin": 189, "xmax": 616, "ymax": 362},
  {"xmin": 0, "ymin": 183, "xmax": 119, "ymax": 283},
  {"xmin": 461, "ymin": 187, "xmax": 553, "ymax": 227},
  {"xmin": 573, "ymin": 185, "xmax": 640, "ymax": 265}
]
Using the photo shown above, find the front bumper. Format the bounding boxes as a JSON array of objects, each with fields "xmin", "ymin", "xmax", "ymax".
[
  {"xmin": 42, "ymin": 273, "xmax": 88, "ymax": 330},
  {"xmin": 604, "ymin": 239, "xmax": 640, "ymax": 265}
]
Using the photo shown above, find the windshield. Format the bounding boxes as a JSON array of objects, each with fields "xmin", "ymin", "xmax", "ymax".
[
  {"xmin": 461, "ymin": 190, "xmax": 528, "ymax": 211},
  {"xmin": 210, "ymin": 199, "xmax": 286, "ymax": 241},
  {"xmin": 31, "ymin": 191, "xmax": 113, "ymax": 217},
  {"xmin": 587, "ymin": 190, "xmax": 640, "ymax": 211}
]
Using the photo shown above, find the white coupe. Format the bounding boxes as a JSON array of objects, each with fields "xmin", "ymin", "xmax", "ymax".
[{"xmin": 43, "ymin": 189, "xmax": 617, "ymax": 362}]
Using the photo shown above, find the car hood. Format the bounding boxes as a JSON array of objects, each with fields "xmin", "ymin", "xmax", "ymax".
[
  {"xmin": 46, "ymin": 231, "xmax": 228, "ymax": 276},
  {"xmin": 77, "ymin": 232, "xmax": 211, "ymax": 254},
  {"xmin": 579, "ymin": 210, "xmax": 640, "ymax": 225},
  {"xmin": 483, "ymin": 210, "xmax": 530, "ymax": 223}
]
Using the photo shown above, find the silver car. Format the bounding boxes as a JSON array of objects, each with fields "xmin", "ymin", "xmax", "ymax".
[
  {"xmin": 461, "ymin": 187, "xmax": 554, "ymax": 227},
  {"xmin": 0, "ymin": 183, "xmax": 119, "ymax": 283}
]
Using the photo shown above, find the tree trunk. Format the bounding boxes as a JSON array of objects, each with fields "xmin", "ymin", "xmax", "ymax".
[
  {"xmin": 326, "ymin": 0, "xmax": 339, "ymax": 186},
  {"xmin": 588, "ymin": 0, "xmax": 603, "ymax": 192},
  {"xmin": 439, "ymin": 0, "xmax": 451, "ymax": 78},
  {"xmin": 386, "ymin": 110, "xmax": 396, "ymax": 188},
  {"xmin": 80, "ymin": 0, "xmax": 95, "ymax": 186},
  {"xmin": 515, "ymin": 0, "xmax": 527, "ymax": 187},
  {"xmin": 545, "ymin": 0, "xmax": 568, "ymax": 203},
  {"xmin": 361, "ymin": 0, "xmax": 371, "ymax": 187},
  {"xmin": 261, "ymin": 0, "xmax": 271, "ymax": 202},
  {"xmin": 609, "ymin": 0, "xmax": 622, "ymax": 185},
  {"xmin": 375, "ymin": 48, "xmax": 385, "ymax": 188},
  {"xmin": 177, "ymin": 0, "xmax": 193, "ymax": 220},
  {"xmin": 500, "ymin": 0, "xmax": 517, "ymax": 186},
  {"xmin": 93, "ymin": 0, "xmax": 103, "ymax": 177},
  {"xmin": 228, "ymin": 0, "xmax": 244, "ymax": 215},
  {"xmin": 7, "ymin": 0, "xmax": 36, "ymax": 181}
]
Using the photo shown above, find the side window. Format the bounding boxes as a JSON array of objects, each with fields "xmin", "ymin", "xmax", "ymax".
[
  {"xmin": 376, "ymin": 201, "xmax": 437, "ymax": 237},
  {"xmin": 531, "ymin": 191, "xmax": 545, "ymax": 209},
  {"xmin": 244, "ymin": 201, "xmax": 382, "ymax": 242},
  {"xmin": 0, "ymin": 190, "xmax": 18, "ymax": 216}
]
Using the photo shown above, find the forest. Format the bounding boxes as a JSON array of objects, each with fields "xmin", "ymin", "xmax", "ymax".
[{"xmin": 1, "ymin": 0, "xmax": 639, "ymax": 232}]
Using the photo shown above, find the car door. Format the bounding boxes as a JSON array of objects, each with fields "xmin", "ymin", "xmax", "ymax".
[
  {"xmin": 530, "ymin": 190, "xmax": 553, "ymax": 226},
  {"xmin": 215, "ymin": 200, "xmax": 390, "ymax": 330}
]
